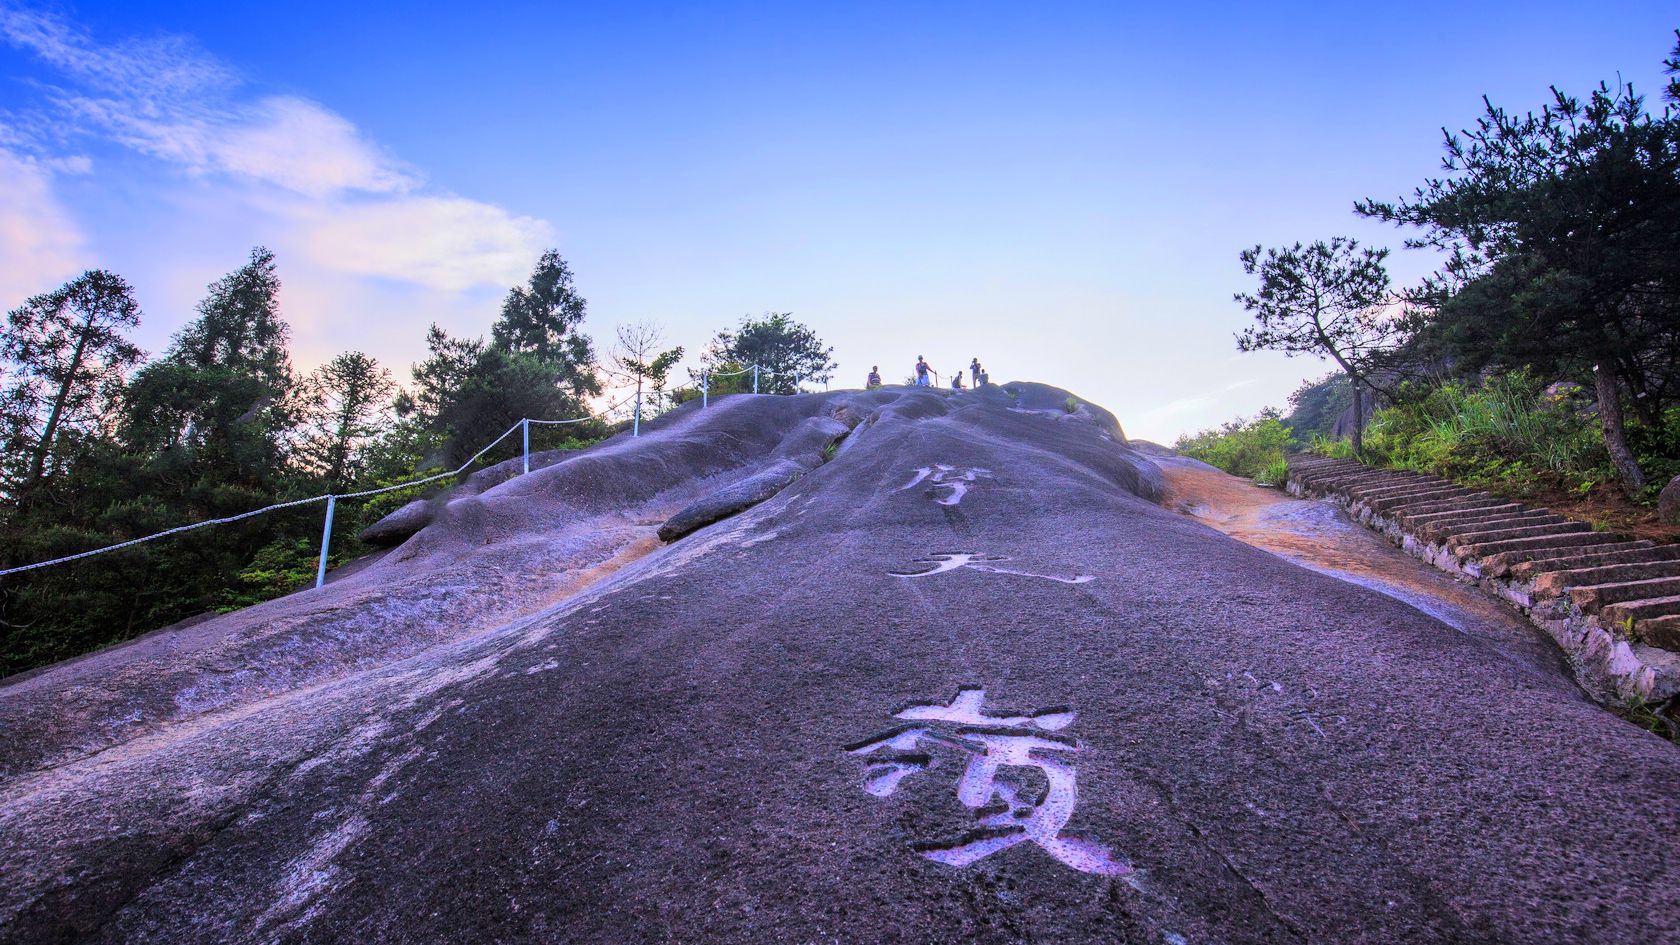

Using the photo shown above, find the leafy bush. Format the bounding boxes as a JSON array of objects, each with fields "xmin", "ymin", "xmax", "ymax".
[
  {"xmin": 221, "ymin": 537, "xmax": 326, "ymax": 611},
  {"xmin": 1309, "ymin": 369, "xmax": 1621, "ymax": 497},
  {"xmin": 1627, "ymin": 406, "xmax": 1680, "ymax": 502},
  {"xmin": 1174, "ymin": 412, "xmax": 1294, "ymax": 482}
]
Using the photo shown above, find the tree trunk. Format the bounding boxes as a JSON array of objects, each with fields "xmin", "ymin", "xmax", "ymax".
[
  {"xmin": 22, "ymin": 312, "xmax": 94, "ymax": 500},
  {"xmin": 1348, "ymin": 374, "xmax": 1364, "ymax": 458},
  {"xmin": 1594, "ymin": 358, "xmax": 1645, "ymax": 497}
]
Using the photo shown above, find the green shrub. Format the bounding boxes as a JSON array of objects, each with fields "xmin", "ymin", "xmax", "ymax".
[
  {"xmin": 221, "ymin": 537, "xmax": 326, "ymax": 611},
  {"xmin": 1174, "ymin": 412, "xmax": 1294, "ymax": 482},
  {"xmin": 1309, "ymin": 369, "xmax": 1631, "ymax": 498},
  {"xmin": 1256, "ymin": 456, "xmax": 1291, "ymax": 486}
]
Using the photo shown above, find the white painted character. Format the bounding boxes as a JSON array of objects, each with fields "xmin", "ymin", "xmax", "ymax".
[
  {"xmin": 889, "ymin": 552, "xmax": 1094, "ymax": 585},
  {"xmin": 898, "ymin": 464, "xmax": 993, "ymax": 506},
  {"xmin": 846, "ymin": 688, "xmax": 1131, "ymax": 877}
]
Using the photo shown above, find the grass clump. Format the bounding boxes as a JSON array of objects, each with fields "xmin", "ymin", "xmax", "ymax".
[{"xmin": 1311, "ymin": 370, "xmax": 1620, "ymax": 497}]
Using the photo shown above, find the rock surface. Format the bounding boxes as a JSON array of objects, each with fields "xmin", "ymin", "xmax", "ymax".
[
  {"xmin": 355, "ymin": 496, "xmax": 434, "ymax": 546},
  {"xmin": 2, "ymin": 383, "xmax": 1678, "ymax": 945},
  {"xmin": 1661, "ymin": 474, "xmax": 1680, "ymax": 525},
  {"xmin": 657, "ymin": 458, "xmax": 807, "ymax": 541}
]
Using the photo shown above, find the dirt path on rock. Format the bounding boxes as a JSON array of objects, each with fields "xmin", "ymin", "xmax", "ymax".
[{"xmin": 1156, "ymin": 453, "xmax": 1574, "ymax": 681}]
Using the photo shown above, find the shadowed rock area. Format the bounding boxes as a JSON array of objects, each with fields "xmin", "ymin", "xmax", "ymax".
[{"xmin": 2, "ymin": 383, "xmax": 1678, "ymax": 945}]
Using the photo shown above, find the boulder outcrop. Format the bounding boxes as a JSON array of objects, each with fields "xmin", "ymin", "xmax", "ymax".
[
  {"xmin": 4, "ymin": 385, "xmax": 1678, "ymax": 945},
  {"xmin": 1660, "ymin": 474, "xmax": 1680, "ymax": 525}
]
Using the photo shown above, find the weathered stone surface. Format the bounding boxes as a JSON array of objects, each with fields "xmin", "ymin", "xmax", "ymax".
[
  {"xmin": 1603, "ymin": 594, "xmax": 1680, "ymax": 626},
  {"xmin": 1284, "ymin": 454, "xmax": 1680, "ymax": 703},
  {"xmin": 1660, "ymin": 475, "xmax": 1680, "ymax": 525},
  {"xmin": 1530, "ymin": 560, "xmax": 1680, "ymax": 600},
  {"xmin": 1570, "ymin": 577, "xmax": 1680, "ymax": 612},
  {"xmin": 1638, "ymin": 615, "xmax": 1680, "ymax": 649},
  {"xmin": 1458, "ymin": 531, "xmax": 1615, "ymax": 560},
  {"xmin": 657, "ymin": 458, "xmax": 808, "ymax": 542},
  {"xmin": 5, "ymin": 390, "xmax": 1679, "ymax": 945},
  {"xmin": 1445, "ymin": 521, "xmax": 1592, "ymax": 549},
  {"xmin": 1486, "ymin": 540, "xmax": 1657, "ymax": 578},
  {"xmin": 355, "ymin": 497, "xmax": 435, "ymax": 546},
  {"xmin": 1420, "ymin": 512, "xmax": 1565, "ymax": 543}
]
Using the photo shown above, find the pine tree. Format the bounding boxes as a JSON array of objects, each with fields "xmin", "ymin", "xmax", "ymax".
[
  {"xmin": 295, "ymin": 352, "xmax": 396, "ymax": 489},
  {"xmin": 0, "ymin": 270, "xmax": 143, "ymax": 505}
]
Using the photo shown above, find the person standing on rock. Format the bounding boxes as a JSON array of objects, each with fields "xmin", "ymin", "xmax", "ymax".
[
  {"xmin": 970, "ymin": 357, "xmax": 981, "ymax": 387},
  {"xmin": 915, "ymin": 356, "xmax": 933, "ymax": 387},
  {"xmin": 866, "ymin": 366, "xmax": 882, "ymax": 389}
]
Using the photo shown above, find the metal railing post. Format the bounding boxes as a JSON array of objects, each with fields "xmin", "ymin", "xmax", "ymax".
[
  {"xmin": 315, "ymin": 495, "xmax": 336, "ymax": 589},
  {"xmin": 633, "ymin": 390, "xmax": 642, "ymax": 437},
  {"xmin": 702, "ymin": 372, "xmax": 709, "ymax": 408},
  {"xmin": 752, "ymin": 365, "xmax": 759, "ymax": 394},
  {"xmin": 521, "ymin": 418, "xmax": 530, "ymax": 475}
]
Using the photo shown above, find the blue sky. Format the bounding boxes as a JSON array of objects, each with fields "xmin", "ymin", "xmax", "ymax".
[{"xmin": 2, "ymin": 2, "xmax": 1675, "ymax": 441}]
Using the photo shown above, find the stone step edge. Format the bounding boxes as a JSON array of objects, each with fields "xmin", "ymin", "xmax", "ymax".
[{"xmin": 1285, "ymin": 457, "xmax": 1680, "ymax": 706}]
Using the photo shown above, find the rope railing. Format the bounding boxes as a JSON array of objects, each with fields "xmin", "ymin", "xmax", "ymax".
[{"xmin": 0, "ymin": 372, "xmax": 807, "ymax": 586}]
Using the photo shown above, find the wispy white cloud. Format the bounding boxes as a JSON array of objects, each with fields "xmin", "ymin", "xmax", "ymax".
[
  {"xmin": 2, "ymin": 5, "xmax": 415, "ymax": 198},
  {"xmin": 211, "ymin": 97, "xmax": 416, "ymax": 198},
  {"xmin": 291, "ymin": 197, "xmax": 554, "ymax": 291},
  {"xmin": 0, "ymin": 5, "xmax": 550, "ymax": 297},
  {"xmin": 1134, "ymin": 377, "xmax": 1260, "ymax": 426},
  {"xmin": 0, "ymin": 6, "xmax": 232, "ymax": 99},
  {"xmin": 0, "ymin": 147, "xmax": 85, "ymax": 307}
]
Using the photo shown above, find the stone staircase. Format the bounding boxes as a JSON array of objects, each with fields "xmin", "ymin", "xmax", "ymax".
[{"xmin": 1287, "ymin": 455, "xmax": 1680, "ymax": 703}]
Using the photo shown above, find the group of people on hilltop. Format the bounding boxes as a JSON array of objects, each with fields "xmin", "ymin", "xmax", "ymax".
[{"xmin": 865, "ymin": 356, "xmax": 989, "ymax": 391}]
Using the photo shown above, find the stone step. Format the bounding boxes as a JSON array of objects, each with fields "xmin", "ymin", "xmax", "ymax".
[
  {"xmin": 1387, "ymin": 496, "xmax": 1508, "ymax": 520},
  {"xmin": 1312, "ymin": 463, "xmax": 1411, "ymax": 480},
  {"xmin": 1636, "ymin": 615, "xmax": 1680, "ymax": 649},
  {"xmin": 1459, "ymin": 531, "xmax": 1623, "ymax": 561},
  {"xmin": 1569, "ymin": 576, "xmax": 1680, "ymax": 612},
  {"xmin": 1529, "ymin": 560, "xmax": 1680, "ymax": 599},
  {"xmin": 1359, "ymin": 486, "xmax": 1479, "ymax": 512},
  {"xmin": 1402, "ymin": 503, "xmax": 1528, "ymax": 529},
  {"xmin": 1417, "ymin": 511, "xmax": 1567, "ymax": 543},
  {"xmin": 1287, "ymin": 460, "xmax": 1350, "ymax": 478},
  {"xmin": 1486, "ymin": 541, "xmax": 1659, "ymax": 578},
  {"xmin": 1347, "ymin": 485, "xmax": 1463, "ymax": 507},
  {"xmin": 1313, "ymin": 470, "xmax": 1415, "ymax": 491},
  {"xmin": 1343, "ymin": 479, "xmax": 1453, "ymax": 501},
  {"xmin": 1288, "ymin": 457, "xmax": 1680, "ymax": 677},
  {"xmin": 1287, "ymin": 457, "xmax": 1368, "ymax": 475},
  {"xmin": 1445, "ymin": 521, "xmax": 1595, "ymax": 549},
  {"xmin": 1602, "ymin": 595, "xmax": 1680, "ymax": 627}
]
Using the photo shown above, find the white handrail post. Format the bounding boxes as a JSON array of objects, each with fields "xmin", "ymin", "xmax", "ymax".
[
  {"xmin": 521, "ymin": 418, "xmax": 530, "ymax": 475},
  {"xmin": 315, "ymin": 495, "xmax": 336, "ymax": 589},
  {"xmin": 702, "ymin": 372, "xmax": 709, "ymax": 409},
  {"xmin": 633, "ymin": 389, "xmax": 642, "ymax": 437},
  {"xmin": 752, "ymin": 365, "xmax": 759, "ymax": 394}
]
